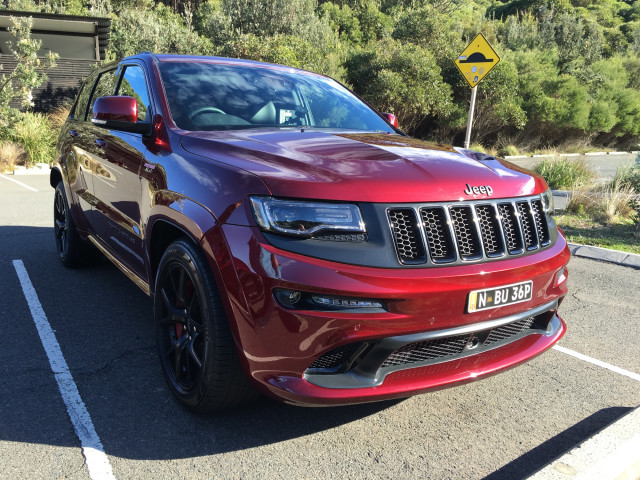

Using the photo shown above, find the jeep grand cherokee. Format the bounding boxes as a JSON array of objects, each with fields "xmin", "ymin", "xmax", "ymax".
[{"xmin": 52, "ymin": 53, "xmax": 569, "ymax": 412}]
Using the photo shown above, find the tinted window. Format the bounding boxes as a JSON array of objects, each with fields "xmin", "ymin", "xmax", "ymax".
[
  {"xmin": 88, "ymin": 69, "xmax": 118, "ymax": 119},
  {"xmin": 116, "ymin": 65, "xmax": 150, "ymax": 122},
  {"xmin": 158, "ymin": 61, "xmax": 394, "ymax": 133},
  {"xmin": 73, "ymin": 76, "xmax": 94, "ymax": 121}
]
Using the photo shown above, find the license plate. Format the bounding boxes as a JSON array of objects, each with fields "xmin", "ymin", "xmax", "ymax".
[{"xmin": 467, "ymin": 280, "xmax": 533, "ymax": 313}]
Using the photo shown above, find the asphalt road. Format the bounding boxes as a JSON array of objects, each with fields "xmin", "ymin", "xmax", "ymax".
[{"xmin": 1, "ymin": 174, "xmax": 639, "ymax": 480}]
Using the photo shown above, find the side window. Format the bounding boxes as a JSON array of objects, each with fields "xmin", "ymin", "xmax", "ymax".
[
  {"xmin": 116, "ymin": 65, "xmax": 151, "ymax": 122},
  {"xmin": 73, "ymin": 75, "xmax": 95, "ymax": 121},
  {"xmin": 88, "ymin": 69, "xmax": 118, "ymax": 120}
]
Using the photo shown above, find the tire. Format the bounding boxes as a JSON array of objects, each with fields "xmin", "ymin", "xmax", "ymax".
[
  {"xmin": 154, "ymin": 238, "xmax": 258, "ymax": 413},
  {"xmin": 54, "ymin": 181, "xmax": 100, "ymax": 268}
]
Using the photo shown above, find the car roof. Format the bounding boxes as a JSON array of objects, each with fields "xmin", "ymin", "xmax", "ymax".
[{"xmin": 124, "ymin": 52, "xmax": 322, "ymax": 77}]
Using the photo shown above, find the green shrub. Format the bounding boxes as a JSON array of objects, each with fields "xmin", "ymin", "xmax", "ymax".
[
  {"xmin": 534, "ymin": 156, "xmax": 596, "ymax": 189},
  {"xmin": 9, "ymin": 112, "xmax": 57, "ymax": 167},
  {"xmin": 498, "ymin": 145, "xmax": 520, "ymax": 157},
  {"xmin": 110, "ymin": 4, "xmax": 214, "ymax": 58},
  {"xmin": 345, "ymin": 38, "xmax": 452, "ymax": 133}
]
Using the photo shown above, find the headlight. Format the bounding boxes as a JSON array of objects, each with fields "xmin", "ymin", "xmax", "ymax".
[
  {"xmin": 250, "ymin": 196, "xmax": 365, "ymax": 237},
  {"xmin": 541, "ymin": 189, "xmax": 554, "ymax": 216}
]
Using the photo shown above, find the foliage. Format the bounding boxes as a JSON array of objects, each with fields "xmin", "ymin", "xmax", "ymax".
[
  {"xmin": 0, "ymin": 16, "xmax": 57, "ymax": 119},
  {"xmin": 345, "ymin": 38, "xmax": 453, "ymax": 132},
  {"xmin": 567, "ymin": 182, "xmax": 637, "ymax": 223},
  {"xmin": 109, "ymin": 3, "xmax": 214, "ymax": 58},
  {"xmin": 8, "ymin": 111, "xmax": 57, "ymax": 167},
  {"xmin": 534, "ymin": 156, "xmax": 596, "ymax": 189},
  {"xmin": 498, "ymin": 144, "xmax": 519, "ymax": 157},
  {"xmin": 3, "ymin": 0, "xmax": 640, "ymax": 148},
  {"xmin": 0, "ymin": 140, "xmax": 25, "ymax": 171},
  {"xmin": 555, "ymin": 214, "xmax": 640, "ymax": 254},
  {"xmin": 612, "ymin": 162, "xmax": 640, "ymax": 193}
]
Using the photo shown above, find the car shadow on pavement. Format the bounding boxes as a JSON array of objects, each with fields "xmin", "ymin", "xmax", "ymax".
[
  {"xmin": 484, "ymin": 406, "xmax": 633, "ymax": 480},
  {"xmin": 1, "ymin": 225, "xmax": 404, "ymax": 460}
]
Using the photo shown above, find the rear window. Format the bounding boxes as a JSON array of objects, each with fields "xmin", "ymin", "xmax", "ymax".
[{"xmin": 157, "ymin": 61, "xmax": 393, "ymax": 133}]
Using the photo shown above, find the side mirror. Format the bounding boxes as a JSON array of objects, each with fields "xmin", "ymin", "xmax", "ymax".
[
  {"xmin": 382, "ymin": 113, "xmax": 399, "ymax": 129},
  {"xmin": 91, "ymin": 96, "xmax": 151, "ymax": 135}
]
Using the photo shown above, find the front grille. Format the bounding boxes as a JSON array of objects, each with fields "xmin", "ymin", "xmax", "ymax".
[
  {"xmin": 381, "ymin": 334, "xmax": 469, "ymax": 367},
  {"xmin": 381, "ymin": 315, "xmax": 537, "ymax": 368},
  {"xmin": 308, "ymin": 342, "xmax": 363, "ymax": 371},
  {"xmin": 484, "ymin": 317, "xmax": 536, "ymax": 345},
  {"xmin": 387, "ymin": 195, "xmax": 551, "ymax": 266}
]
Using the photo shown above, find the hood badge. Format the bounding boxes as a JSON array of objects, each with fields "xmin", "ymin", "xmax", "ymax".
[{"xmin": 464, "ymin": 184, "xmax": 493, "ymax": 196}]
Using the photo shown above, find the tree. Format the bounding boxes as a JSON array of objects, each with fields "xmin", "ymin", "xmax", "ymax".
[
  {"xmin": 345, "ymin": 38, "xmax": 453, "ymax": 132},
  {"xmin": 0, "ymin": 16, "xmax": 57, "ymax": 121}
]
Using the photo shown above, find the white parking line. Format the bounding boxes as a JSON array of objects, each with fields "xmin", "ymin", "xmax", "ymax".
[
  {"xmin": 12, "ymin": 260, "xmax": 115, "ymax": 480},
  {"xmin": 554, "ymin": 345, "xmax": 640, "ymax": 382},
  {"xmin": 0, "ymin": 174, "xmax": 38, "ymax": 192}
]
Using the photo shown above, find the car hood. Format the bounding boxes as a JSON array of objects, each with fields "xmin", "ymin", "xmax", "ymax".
[{"xmin": 180, "ymin": 129, "xmax": 545, "ymax": 203}]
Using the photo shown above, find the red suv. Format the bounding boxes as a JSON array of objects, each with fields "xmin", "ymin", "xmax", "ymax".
[{"xmin": 52, "ymin": 53, "xmax": 569, "ymax": 412}]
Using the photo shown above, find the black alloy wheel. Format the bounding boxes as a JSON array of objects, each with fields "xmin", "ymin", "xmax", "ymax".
[
  {"xmin": 54, "ymin": 184, "xmax": 70, "ymax": 261},
  {"xmin": 54, "ymin": 181, "xmax": 98, "ymax": 267},
  {"xmin": 154, "ymin": 239, "xmax": 258, "ymax": 412}
]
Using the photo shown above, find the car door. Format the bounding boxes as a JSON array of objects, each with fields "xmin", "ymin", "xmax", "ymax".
[
  {"xmin": 88, "ymin": 63, "xmax": 152, "ymax": 280},
  {"xmin": 58, "ymin": 72, "xmax": 99, "ymax": 234}
]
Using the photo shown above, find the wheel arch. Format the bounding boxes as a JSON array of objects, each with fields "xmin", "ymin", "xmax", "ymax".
[
  {"xmin": 146, "ymin": 194, "xmax": 219, "ymax": 293},
  {"xmin": 50, "ymin": 166, "xmax": 63, "ymax": 189},
  {"xmin": 146, "ymin": 203, "xmax": 255, "ymax": 378}
]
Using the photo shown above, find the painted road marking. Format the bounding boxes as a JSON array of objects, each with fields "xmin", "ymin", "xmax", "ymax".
[
  {"xmin": 12, "ymin": 260, "xmax": 116, "ymax": 480},
  {"xmin": 0, "ymin": 174, "xmax": 38, "ymax": 192},
  {"xmin": 554, "ymin": 345, "xmax": 640, "ymax": 382}
]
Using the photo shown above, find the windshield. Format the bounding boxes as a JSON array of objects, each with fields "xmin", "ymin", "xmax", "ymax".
[{"xmin": 158, "ymin": 61, "xmax": 395, "ymax": 133}]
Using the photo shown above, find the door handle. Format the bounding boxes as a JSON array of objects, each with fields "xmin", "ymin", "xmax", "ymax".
[
  {"xmin": 95, "ymin": 138, "xmax": 107, "ymax": 148},
  {"xmin": 69, "ymin": 130, "xmax": 78, "ymax": 137}
]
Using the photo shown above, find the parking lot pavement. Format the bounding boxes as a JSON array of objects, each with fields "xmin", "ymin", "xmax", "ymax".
[{"xmin": 1, "ymin": 174, "xmax": 639, "ymax": 480}]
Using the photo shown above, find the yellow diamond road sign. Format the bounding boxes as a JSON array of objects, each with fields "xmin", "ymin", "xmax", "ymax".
[{"xmin": 455, "ymin": 33, "xmax": 500, "ymax": 88}]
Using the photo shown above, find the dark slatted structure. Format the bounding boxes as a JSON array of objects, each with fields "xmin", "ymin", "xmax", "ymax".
[
  {"xmin": 0, "ymin": 10, "xmax": 110, "ymax": 113},
  {"xmin": 2, "ymin": 57, "xmax": 97, "ymax": 111}
]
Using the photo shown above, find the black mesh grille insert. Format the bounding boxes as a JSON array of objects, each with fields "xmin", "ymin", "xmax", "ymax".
[
  {"xmin": 498, "ymin": 203, "xmax": 523, "ymax": 254},
  {"xmin": 382, "ymin": 316, "xmax": 540, "ymax": 368},
  {"xmin": 388, "ymin": 209, "xmax": 426, "ymax": 264},
  {"xmin": 517, "ymin": 201, "xmax": 538, "ymax": 250},
  {"xmin": 476, "ymin": 204, "xmax": 505, "ymax": 256},
  {"xmin": 420, "ymin": 207, "xmax": 456, "ymax": 263},
  {"xmin": 308, "ymin": 343, "xmax": 362, "ymax": 370},
  {"xmin": 530, "ymin": 200, "xmax": 550, "ymax": 246},
  {"xmin": 484, "ymin": 317, "xmax": 536, "ymax": 345},
  {"xmin": 381, "ymin": 335, "xmax": 469, "ymax": 367},
  {"xmin": 449, "ymin": 206, "xmax": 482, "ymax": 260}
]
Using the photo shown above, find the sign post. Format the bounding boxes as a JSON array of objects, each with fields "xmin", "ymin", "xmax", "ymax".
[
  {"xmin": 454, "ymin": 33, "xmax": 500, "ymax": 149},
  {"xmin": 463, "ymin": 86, "xmax": 477, "ymax": 149}
]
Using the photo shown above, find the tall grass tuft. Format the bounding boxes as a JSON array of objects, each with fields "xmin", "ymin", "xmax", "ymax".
[
  {"xmin": 568, "ymin": 183, "xmax": 637, "ymax": 223},
  {"xmin": 0, "ymin": 141, "xmax": 26, "ymax": 172},
  {"xmin": 534, "ymin": 156, "xmax": 596, "ymax": 189},
  {"xmin": 48, "ymin": 105, "xmax": 71, "ymax": 129},
  {"xmin": 611, "ymin": 162, "xmax": 640, "ymax": 193},
  {"xmin": 10, "ymin": 112, "xmax": 57, "ymax": 167}
]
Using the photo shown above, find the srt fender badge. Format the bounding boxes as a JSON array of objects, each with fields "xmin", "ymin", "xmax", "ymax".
[{"xmin": 464, "ymin": 184, "xmax": 493, "ymax": 196}]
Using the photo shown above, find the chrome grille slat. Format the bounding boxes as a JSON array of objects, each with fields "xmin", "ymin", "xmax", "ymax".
[{"xmin": 387, "ymin": 195, "xmax": 552, "ymax": 266}]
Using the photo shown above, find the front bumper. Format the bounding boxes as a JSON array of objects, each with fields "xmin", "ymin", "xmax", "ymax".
[{"xmin": 206, "ymin": 224, "xmax": 570, "ymax": 406}]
